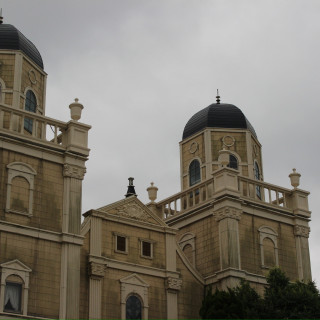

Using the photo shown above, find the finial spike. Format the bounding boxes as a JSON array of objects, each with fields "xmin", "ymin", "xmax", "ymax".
[{"xmin": 216, "ymin": 89, "xmax": 220, "ymax": 104}]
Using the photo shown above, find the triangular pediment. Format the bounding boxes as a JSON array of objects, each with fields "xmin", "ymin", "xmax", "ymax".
[
  {"xmin": 0, "ymin": 259, "xmax": 32, "ymax": 272},
  {"xmin": 120, "ymin": 273, "xmax": 149, "ymax": 287},
  {"xmin": 97, "ymin": 196, "xmax": 166, "ymax": 226}
]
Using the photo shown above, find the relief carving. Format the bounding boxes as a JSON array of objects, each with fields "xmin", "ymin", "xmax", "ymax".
[
  {"xmin": 117, "ymin": 203, "xmax": 152, "ymax": 222},
  {"xmin": 63, "ymin": 164, "xmax": 86, "ymax": 179},
  {"xmin": 294, "ymin": 225, "xmax": 310, "ymax": 238},
  {"xmin": 166, "ymin": 277, "xmax": 182, "ymax": 291},
  {"xmin": 88, "ymin": 261, "xmax": 107, "ymax": 278},
  {"xmin": 214, "ymin": 207, "xmax": 242, "ymax": 221}
]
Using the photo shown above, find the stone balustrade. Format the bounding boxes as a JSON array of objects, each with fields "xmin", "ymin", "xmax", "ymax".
[
  {"xmin": 0, "ymin": 103, "xmax": 90, "ymax": 155},
  {"xmin": 157, "ymin": 167, "xmax": 310, "ymax": 220}
]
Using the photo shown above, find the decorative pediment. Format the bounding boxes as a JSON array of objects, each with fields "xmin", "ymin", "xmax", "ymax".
[
  {"xmin": 97, "ymin": 197, "xmax": 165, "ymax": 226},
  {"xmin": 0, "ymin": 259, "xmax": 32, "ymax": 273},
  {"xmin": 120, "ymin": 273, "xmax": 149, "ymax": 288}
]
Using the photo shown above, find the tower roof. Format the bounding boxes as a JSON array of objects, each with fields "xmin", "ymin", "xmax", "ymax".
[
  {"xmin": 0, "ymin": 24, "xmax": 43, "ymax": 69},
  {"xmin": 182, "ymin": 103, "xmax": 257, "ymax": 140}
]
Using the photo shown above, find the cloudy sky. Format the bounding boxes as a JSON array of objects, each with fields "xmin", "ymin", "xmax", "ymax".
[{"xmin": 4, "ymin": 0, "xmax": 320, "ymax": 283}]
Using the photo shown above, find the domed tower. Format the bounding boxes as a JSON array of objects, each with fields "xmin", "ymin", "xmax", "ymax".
[
  {"xmin": 180, "ymin": 94, "xmax": 262, "ymax": 191},
  {"xmin": 0, "ymin": 17, "xmax": 90, "ymax": 319},
  {"xmin": 0, "ymin": 20, "xmax": 46, "ymax": 115}
]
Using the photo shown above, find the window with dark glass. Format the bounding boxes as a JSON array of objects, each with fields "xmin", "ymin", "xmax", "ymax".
[
  {"xmin": 24, "ymin": 90, "xmax": 37, "ymax": 133},
  {"xmin": 141, "ymin": 241, "xmax": 152, "ymax": 258},
  {"xmin": 189, "ymin": 159, "xmax": 200, "ymax": 186},
  {"xmin": 254, "ymin": 162, "xmax": 261, "ymax": 199},
  {"xmin": 126, "ymin": 295, "xmax": 142, "ymax": 320},
  {"xmin": 4, "ymin": 282, "xmax": 22, "ymax": 313},
  {"xmin": 116, "ymin": 235, "xmax": 127, "ymax": 252},
  {"xmin": 228, "ymin": 155, "xmax": 238, "ymax": 170}
]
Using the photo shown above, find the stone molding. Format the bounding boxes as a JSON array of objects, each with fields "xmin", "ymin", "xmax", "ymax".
[
  {"xmin": 214, "ymin": 207, "xmax": 242, "ymax": 221},
  {"xmin": 294, "ymin": 225, "xmax": 310, "ymax": 238},
  {"xmin": 165, "ymin": 277, "xmax": 182, "ymax": 291},
  {"xmin": 63, "ymin": 164, "xmax": 86, "ymax": 179},
  {"xmin": 88, "ymin": 261, "xmax": 106, "ymax": 278}
]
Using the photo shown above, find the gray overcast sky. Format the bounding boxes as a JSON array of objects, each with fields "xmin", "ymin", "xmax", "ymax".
[{"xmin": 3, "ymin": 0, "xmax": 320, "ymax": 284}]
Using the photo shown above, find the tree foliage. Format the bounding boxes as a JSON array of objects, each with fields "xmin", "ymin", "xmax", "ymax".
[{"xmin": 200, "ymin": 268, "xmax": 320, "ymax": 319}]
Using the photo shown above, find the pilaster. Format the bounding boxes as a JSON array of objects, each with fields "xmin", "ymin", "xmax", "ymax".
[
  {"xmin": 88, "ymin": 261, "xmax": 107, "ymax": 319},
  {"xmin": 165, "ymin": 277, "xmax": 182, "ymax": 319},
  {"xmin": 204, "ymin": 129, "xmax": 212, "ymax": 179},
  {"xmin": 13, "ymin": 53, "xmax": 22, "ymax": 108},
  {"xmin": 59, "ymin": 159, "xmax": 87, "ymax": 319},
  {"xmin": 214, "ymin": 202, "xmax": 242, "ymax": 270},
  {"xmin": 294, "ymin": 224, "xmax": 312, "ymax": 281}
]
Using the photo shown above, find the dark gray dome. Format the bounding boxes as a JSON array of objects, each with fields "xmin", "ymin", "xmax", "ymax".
[
  {"xmin": 0, "ymin": 24, "xmax": 43, "ymax": 69},
  {"xmin": 183, "ymin": 103, "xmax": 257, "ymax": 139}
]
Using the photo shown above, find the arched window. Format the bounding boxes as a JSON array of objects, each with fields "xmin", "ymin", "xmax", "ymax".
[
  {"xmin": 126, "ymin": 295, "xmax": 142, "ymax": 320},
  {"xmin": 24, "ymin": 90, "xmax": 37, "ymax": 133},
  {"xmin": 259, "ymin": 226, "xmax": 279, "ymax": 268},
  {"xmin": 189, "ymin": 159, "xmax": 200, "ymax": 186},
  {"xmin": 228, "ymin": 155, "xmax": 238, "ymax": 170},
  {"xmin": 254, "ymin": 161, "xmax": 261, "ymax": 199}
]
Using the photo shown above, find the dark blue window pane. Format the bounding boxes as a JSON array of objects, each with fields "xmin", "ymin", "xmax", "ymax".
[
  {"xmin": 228, "ymin": 155, "xmax": 238, "ymax": 169},
  {"xmin": 189, "ymin": 160, "xmax": 200, "ymax": 186},
  {"xmin": 24, "ymin": 90, "xmax": 36, "ymax": 133},
  {"xmin": 254, "ymin": 162, "xmax": 261, "ymax": 199},
  {"xmin": 126, "ymin": 295, "xmax": 142, "ymax": 319}
]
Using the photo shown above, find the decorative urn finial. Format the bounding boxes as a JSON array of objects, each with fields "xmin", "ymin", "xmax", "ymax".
[
  {"xmin": 147, "ymin": 182, "xmax": 158, "ymax": 203},
  {"xmin": 289, "ymin": 168, "xmax": 301, "ymax": 189},
  {"xmin": 69, "ymin": 98, "xmax": 84, "ymax": 121}
]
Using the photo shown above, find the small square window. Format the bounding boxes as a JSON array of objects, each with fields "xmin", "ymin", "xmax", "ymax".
[
  {"xmin": 141, "ymin": 241, "xmax": 153, "ymax": 259},
  {"xmin": 4, "ymin": 282, "xmax": 22, "ymax": 313},
  {"xmin": 115, "ymin": 235, "xmax": 128, "ymax": 254}
]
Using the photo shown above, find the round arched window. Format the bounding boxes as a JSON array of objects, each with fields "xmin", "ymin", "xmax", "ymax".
[
  {"xmin": 126, "ymin": 295, "xmax": 142, "ymax": 319},
  {"xmin": 24, "ymin": 90, "xmax": 37, "ymax": 133},
  {"xmin": 189, "ymin": 159, "xmax": 201, "ymax": 186},
  {"xmin": 228, "ymin": 155, "xmax": 238, "ymax": 170}
]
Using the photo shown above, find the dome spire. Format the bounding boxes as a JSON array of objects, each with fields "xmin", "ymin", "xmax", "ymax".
[
  {"xmin": 216, "ymin": 89, "xmax": 220, "ymax": 104},
  {"xmin": 0, "ymin": 9, "xmax": 3, "ymax": 24}
]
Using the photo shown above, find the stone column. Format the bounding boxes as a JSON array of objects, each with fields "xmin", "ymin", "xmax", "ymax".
[
  {"xmin": 166, "ymin": 277, "xmax": 182, "ymax": 319},
  {"xmin": 89, "ymin": 261, "xmax": 107, "ymax": 319},
  {"xmin": 294, "ymin": 225, "xmax": 312, "ymax": 281},
  {"xmin": 59, "ymin": 163, "xmax": 86, "ymax": 319},
  {"xmin": 214, "ymin": 205, "xmax": 242, "ymax": 270}
]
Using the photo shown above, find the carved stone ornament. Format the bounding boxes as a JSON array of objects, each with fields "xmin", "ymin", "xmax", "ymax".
[
  {"xmin": 294, "ymin": 225, "xmax": 310, "ymax": 238},
  {"xmin": 28, "ymin": 69, "xmax": 37, "ymax": 84},
  {"xmin": 166, "ymin": 277, "xmax": 182, "ymax": 291},
  {"xmin": 214, "ymin": 207, "xmax": 242, "ymax": 221},
  {"xmin": 117, "ymin": 203, "xmax": 153, "ymax": 222},
  {"xmin": 189, "ymin": 141, "xmax": 199, "ymax": 154},
  {"xmin": 63, "ymin": 164, "xmax": 86, "ymax": 179},
  {"xmin": 222, "ymin": 135, "xmax": 235, "ymax": 147},
  {"xmin": 88, "ymin": 261, "xmax": 107, "ymax": 278}
]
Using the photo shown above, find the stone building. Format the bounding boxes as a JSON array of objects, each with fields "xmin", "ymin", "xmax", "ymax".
[{"xmin": 0, "ymin": 19, "xmax": 312, "ymax": 319}]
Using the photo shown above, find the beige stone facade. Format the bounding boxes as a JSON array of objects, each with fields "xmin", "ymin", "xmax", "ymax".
[{"xmin": 0, "ymin": 23, "xmax": 313, "ymax": 320}]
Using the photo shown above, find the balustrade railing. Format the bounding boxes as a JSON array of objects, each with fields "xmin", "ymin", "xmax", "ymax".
[
  {"xmin": 158, "ymin": 173, "xmax": 293, "ymax": 220},
  {"xmin": 238, "ymin": 176, "xmax": 291, "ymax": 209},
  {"xmin": 0, "ymin": 103, "xmax": 67, "ymax": 146}
]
